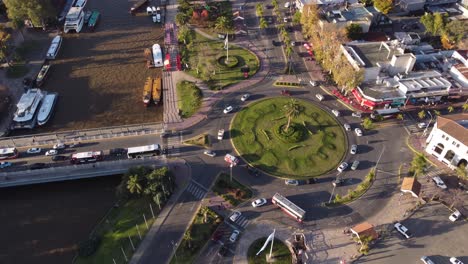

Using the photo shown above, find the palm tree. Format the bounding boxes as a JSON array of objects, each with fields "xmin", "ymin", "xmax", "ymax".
[
  {"xmin": 272, "ymin": 0, "xmax": 278, "ymax": 8},
  {"xmin": 463, "ymin": 103, "xmax": 468, "ymax": 112},
  {"xmin": 127, "ymin": 175, "xmax": 143, "ymax": 194},
  {"xmin": 410, "ymin": 154, "xmax": 428, "ymax": 177},
  {"xmin": 177, "ymin": 25, "xmax": 191, "ymax": 44},
  {"xmin": 184, "ymin": 230, "xmax": 193, "ymax": 249},
  {"xmin": 433, "ymin": 110, "xmax": 441, "ymax": 116},
  {"xmin": 283, "ymin": 99, "xmax": 302, "ymax": 132},
  {"xmin": 175, "ymin": 13, "xmax": 189, "ymax": 26},
  {"xmin": 256, "ymin": 3, "xmax": 264, "ymax": 17},
  {"xmin": 447, "ymin": 106, "xmax": 454, "ymax": 113},
  {"xmin": 418, "ymin": 110, "xmax": 426, "ymax": 120},
  {"xmin": 259, "ymin": 17, "xmax": 268, "ymax": 31},
  {"xmin": 396, "ymin": 113, "xmax": 404, "ymax": 121},
  {"xmin": 285, "ymin": 44, "xmax": 293, "ymax": 58},
  {"xmin": 214, "ymin": 16, "xmax": 231, "ymax": 35}
]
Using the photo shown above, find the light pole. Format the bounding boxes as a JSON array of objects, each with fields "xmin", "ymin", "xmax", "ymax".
[
  {"xmin": 171, "ymin": 240, "xmax": 178, "ymax": 263},
  {"xmin": 422, "ymin": 110, "xmax": 434, "ymax": 137},
  {"xmin": 230, "ymin": 163, "xmax": 233, "ymax": 182}
]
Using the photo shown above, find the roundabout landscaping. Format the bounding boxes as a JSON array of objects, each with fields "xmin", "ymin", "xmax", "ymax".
[{"xmin": 231, "ymin": 98, "xmax": 346, "ymax": 178}]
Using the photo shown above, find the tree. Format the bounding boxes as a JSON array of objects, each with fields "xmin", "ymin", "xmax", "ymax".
[
  {"xmin": 175, "ymin": 13, "xmax": 190, "ymax": 26},
  {"xmin": 463, "ymin": 103, "xmax": 468, "ymax": 112},
  {"xmin": 456, "ymin": 164, "xmax": 467, "ymax": 180},
  {"xmin": 292, "ymin": 11, "xmax": 301, "ymax": 25},
  {"xmin": 4, "ymin": 0, "xmax": 56, "ymax": 28},
  {"xmin": 396, "ymin": 113, "xmax": 404, "ymax": 120},
  {"xmin": 272, "ymin": 0, "xmax": 278, "ymax": 8},
  {"xmin": 374, "ymin": 0, "xmax": 393, "ymax": 14},
  {"xmin": 0, "ymin": 28, "xmax": 11, "ymax": 63},
  {"xmin": 433, "ymin": 110, "xmax": 441, "ymax": 116},
  {"xmin": 418, "ymin": 110, "xmax": 426, "ymax": 120},
  {"xmin": 345, "ymin": 23, "xmax": 363, "ymax": 40},
  {"xmin": 177, "ymin": 25, "xmax": 191, "ymax": 44},
  {"xmin": 433, "ymin": 12, "xmax": 447, "ymax": 36},
  {"xmin": 259, "ymin": 17, "xmax": 268, "ymax": 31},
  {"xmin": 447, "ymin": 106, "xmax": 454, "ymax": 113},
  {"xmin": 420, "ymin": 13, "xmax": 435, "ymax": 35},
  {"xmin": 256, "ymin": 3, "xmax": 264, "ymax": 17},
  {"xmin": 362, "ymin": 117, "xmax": 374, "ymax": 130},
  {"xmin": 127, "ymin": 175, "xmax": 143, "ymax": 195},
  {"xmin": 183, "ymin": 230, "xmax": 193, "ymax": 249},
  {"xmin": 214, "ymin": 16, "xmax": 232, "ymax": 35},
  {"xmin": 444, "ymin": 20, "xmax": 468, "ymax": 46},
  {"xmin": 410, "ymin": 153, "xmax": 428, "ymax": 177},
  {"xmin": 283, "ymin": 99, "xmax": 302, "ymax": 132}
]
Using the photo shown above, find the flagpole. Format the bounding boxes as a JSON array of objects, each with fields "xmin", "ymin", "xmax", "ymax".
[{"xmin": 269, "ymin": 229, "xmax": 275, "ymax": 259}]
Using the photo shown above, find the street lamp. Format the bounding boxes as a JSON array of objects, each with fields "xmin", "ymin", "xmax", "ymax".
[
  {"xmin": 423, "ymin": 111, "xmax": 434, "ymax": 137},
  {"xmin": 171, "ymin": 240, "xmax": 178, "ymax": 263}
]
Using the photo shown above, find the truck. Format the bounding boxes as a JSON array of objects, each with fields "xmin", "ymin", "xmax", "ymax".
[
  {"xmin": 217, "ymin": 129, "xmax": 224, "ymax": 140},
  {"xmin": 224, "ymin": 154, "xmax": 239, "ymax": 166}
]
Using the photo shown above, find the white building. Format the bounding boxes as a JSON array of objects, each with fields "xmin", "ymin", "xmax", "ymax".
[{"xmin": 425, "ymin": 114, "xmax": 468, "ymax": 169}]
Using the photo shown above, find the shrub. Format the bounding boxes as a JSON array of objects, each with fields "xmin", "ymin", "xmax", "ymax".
[
  {"xmin": 78, "ymin": 236, "xmax": 102, "ymax": 257},
  {"xmin": 274, "ymin": 123, "xmax": 305, "ymax": 143},
  {"xmin": 218, "ymin": 55, "xmax": 239, "ymax": 68}
]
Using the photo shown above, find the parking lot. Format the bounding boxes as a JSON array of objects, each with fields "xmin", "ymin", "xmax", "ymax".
[{"xmin": 357, "ymin": 202, "xmax": 468, "ymax": 264}]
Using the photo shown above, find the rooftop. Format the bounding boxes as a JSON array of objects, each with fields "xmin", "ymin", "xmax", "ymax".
[
  {"xmin": 345, "ymin": 42, "xmax": 403, "ymax": 68},
  {"xmin": 401, "ymin": 177, "xmax": 421, "ymax": 198},
  {"xmin": 436, "ymin": 114, "xmax": 468, "ymax": 146},
  {"xmin": 358, "ymin": 81, "xmax": 404, "ymax": 100}
]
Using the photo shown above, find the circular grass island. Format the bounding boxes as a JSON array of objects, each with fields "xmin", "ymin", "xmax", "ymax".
[
  {"xmin": 247, "ymin": 238, "xmax": 292, "ymax": 264},
  {"xmin": 231, "ymin": 98, "xmax": 346, "ymax": 178}
]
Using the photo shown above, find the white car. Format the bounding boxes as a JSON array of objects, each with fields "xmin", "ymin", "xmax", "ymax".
[
  {"xmin": 355, "ymin": 128, "xmax": 363, "ymax": 136},
  {"xmin": 241, "ymin": 93, "xmax": 250, "ymax": 101},
  {"xmin": 26, "ymin": 148, "xmax": 42, "ymax": 154},
  {"xmin": 53, "ymin": 143, "xmax": 66, "ymax": 149},
  {"xmin": 252, "ymin": 198, "xmax": 267, "ymax": 208},
  {"xmin": 450, "ymin": 257, "xmax": 464, "ymax": 264},
  {"xmin": 394, "ymin": 222, "xmax": 411, "ymax": 239},
  {"xmin": 418, "ymin": 122, "xmax": 427, "ymax": 129},
  {"xmin": 337, "ymin": 162, "xmax": 348, "ymax": 172},
  {"xmin": 203, "ymin": 150, "xmax": 216, "ymax": 157},
  {"xmin": 332, "ymin": 109, "xmax": 340, "ymax": 117},
  {"xmin": 344, "ymin": 124, "xmax": 351, "ymax": 131},
  {"xmin": 432, "ymin": 176, "xmax": 447, "ymax": 189},
  {"xmin": 352, "ymin": 112, "xmax": 362, "ymax": 118},
  {"xmin": 229, "ymin": 211, "xmax": 241, "ymax": 222},
  {"xmin": 0, "ymin": 162, "xmax": 12, "ymax": 169},
  {"xmin": 229, "ymin": 230, "xmax": 240, "ymax": 243},
  {"xmin": 217, "ymin": 129, "xmax": 225, "ymax": 140},
  {"xmin": 284, "ymin": 2, "xmax": 290, "ymax": 8},
  {"xmin": 309, "ymin": 80, "xmax": 318, "ymax": 87},
  {"xmin": 45, "ymin": 149, "xmax": 58, "ymax": 156},
  {"xmin": 223, "ymin": 106, "xmax": 234, "ymax": 114},
  {"xmin": 449, "ymin": 210, "xmax": 461, "ymax": 222},
  {"xmin": 350, "ymin": 144, "xmax": 357, "ymax": 155}
]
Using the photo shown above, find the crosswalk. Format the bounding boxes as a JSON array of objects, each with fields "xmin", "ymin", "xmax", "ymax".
[
  {"xmin": 229, "ymin": 215, "xmax": 249, "ymax": 229},
  {"xmin": 185, "ymin": 181, "xmax": 207, "ymax": 200},
  {"xmin": 166, "ymin": 136, "xmax": 181, "ymax": 157}
]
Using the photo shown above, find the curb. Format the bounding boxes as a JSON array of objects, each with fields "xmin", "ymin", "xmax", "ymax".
[
  {"xmin": 318, "ymin": 85, "xmax": 355, "ymax": 111},
  {"xmin": 405, "ymin": 136, "xmax": 437, "ymax": 167}
]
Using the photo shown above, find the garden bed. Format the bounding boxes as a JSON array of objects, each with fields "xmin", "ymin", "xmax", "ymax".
[
  {"xmin": 247, "ymin": 238, "xmax": 292, "ymax": 264},
  {"xmin": 212, "ymin": 173, "xmax": 252, "ymax": 206},
  {"xmin": 176, "ymin": 81, "xmax": 203, "ymax": 118}
]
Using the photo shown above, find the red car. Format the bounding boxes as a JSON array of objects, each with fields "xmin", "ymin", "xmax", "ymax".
[{"xmin": 281, "ymin": 90, "xmax": 291, "ymax": 96}]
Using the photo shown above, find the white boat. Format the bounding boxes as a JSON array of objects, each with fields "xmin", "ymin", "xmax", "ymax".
[
  {"xmin": 73, "ymin": 0, "xmax": 87, "ymax": 7},
  {"xmin": 12, "ymin": 89, "xmax": 45, "ymax": 129},
  {"xmin": 152, "ymin": 44, "xmax": 163, "ymax": 67},
  {"xmin": 64, "ymin": 7, "xmax": 85, "ymax": 33},
  {"xmin": 46, "ymin": 36, "xmax": 62, "ymax": 59},
  {"xmin": 37, "ymin": 93, "xmax": 58, "ymax": 126}
]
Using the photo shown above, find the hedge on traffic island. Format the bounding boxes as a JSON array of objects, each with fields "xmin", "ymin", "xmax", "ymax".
[
  {"xmin": 273, "ymin": 81, "xmax": 302, "ymax": 87},
  {"xmin": 326, "ymin": 169, "xmax": 376, "ymax": 206}
]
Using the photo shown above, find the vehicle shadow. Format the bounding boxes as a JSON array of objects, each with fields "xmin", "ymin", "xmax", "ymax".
[{"xmin": 356, "ymin": 144, "xmax": 374, "ymax": 154}]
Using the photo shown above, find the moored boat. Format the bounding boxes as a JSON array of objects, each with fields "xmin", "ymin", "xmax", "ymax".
[
  {"xmin": 36, "ymin": 61, "xmax": 51, "ymax": 87},
  {"xmin": 152, "ymin": 44, "xmax": 163, "ymax": 67},
  {"xmin": 46, "ymin": 35, "xmax": 62, "ymax": 60},
  {"xmin": 143, "ymin": 77, "xmax": 152, "ymax": 106},
  {"xmin": 88, "ymin": 11, "xmax": 100, "ymax": 30},
  {"xmin": 12, "ymin": 88, "xmax": 45, "ymax": 129},
  {"xmin": 152, "ymin": 77, "xmax": 162, "ymax": 105},
  {"xmin": 37, "ymin": 93, "xmax": 58, "ymax": 126}
]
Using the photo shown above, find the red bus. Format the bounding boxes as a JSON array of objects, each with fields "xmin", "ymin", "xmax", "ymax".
[
  {"xmin": 0, "ymin": 147, "xmax": 19, "ymax": 160},
  {"xmin": 272, "ymin": 193, "xmax": 306, "ymax": 222},
  {"xmin": 70, "ymin": 151, "xmax": 103, "ymax": 164}
]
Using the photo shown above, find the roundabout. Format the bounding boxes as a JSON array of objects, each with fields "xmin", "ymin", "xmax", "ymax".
[{"xmin": 231, "ymin": 97, "xmax": 347, "ymax": 178}]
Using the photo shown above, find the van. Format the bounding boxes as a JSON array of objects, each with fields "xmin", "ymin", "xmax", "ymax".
[{"xmin": 315, "ymin": 94, "xmax": 324, "ymax": 101}]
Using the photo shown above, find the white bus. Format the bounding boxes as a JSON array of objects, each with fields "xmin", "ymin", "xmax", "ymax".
[
  {"xmin": 70, "ymin": 151, "xmax": 103, "ymax": 164},
  {"xmin": 272, "ymin": 193, "xmax": 306, "ymax": 222},
  {"xmin": 0, "ymin": 147, "xmax": 19, "ymax": 160},
  {"xmin": 127, "ymin": 144, "xmax": 161, "ymax": 159}
]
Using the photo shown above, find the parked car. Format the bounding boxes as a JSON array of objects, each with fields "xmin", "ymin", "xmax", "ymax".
[
  {"xmin": 309, "ymin": 80, "xmax": 318, "ymax": 87},
  {"xmin": 110, "ymin": 148, "xmax": 127, "ymax": 156},
  {"xmin": 421, "ymin": 256, "xmax": 435, "ymax": 264},
  {"xmin": 344, "ymin": 124, "xmax": 351, "ymax": 131},
  {"xmin": 218, "ymin": 129, "xmax": 225, "ymax": 140},
  {"xmin": 450, "ymin": 257, "xmax": 464, "ymax": 264},
  {"xmin": 0, "ymin": 162, "xmax": 12, "ymax": 169},
  {"xmin": 223, "ymin": 106, "xmax": 234, "ymax": 114},
  {"xmin": 229, "ymin": 211, "xmax": 241, "ymax": 222},
  {"xmin": 394, "ymin": 222, "xmax": 411, "ymax": 239},
  {"xmin": 332, "ymin": 178, "xmax": 344, "ymax": 187},
  {"xmin": 53, "ymin": 143, "xmax": 66, "ymax": 149},
  {"xmin": 315, "ymin": 94, "xmax": 324, "ymax": 101},
  {"xmin": 332, "ymin": 109, "xmax": 340, "ymax": 117},
  {"xmin": 306, "ymin": 178, "xmax": 317, "ymax": 184},
  {"xmin": 30, "ymin": 163, "xmax": 47, "ymax": 170},
  {"xmin": 352, "ymin": 112, "xmax": 362, "ymax": 118},
  {"xmin": 337, "ymin": 162, "xmax": 348, "ymax": 172},
  {"xmin": 285, "ymin": 179, "xmax": 299, "ymax": 186},
  {"xmin": 355, "ymin": 128, "xmax": 363, "ymax": 136},
  {"xmin": 350, "ymin": 144, "xmax": 357, "ymax": 154},
  {"xmin": 69, "ymin": 142, "xmax": 81, "ymax": 148},
  {"xmin": 52, "ymin": 155, "xmax": 68, "ymax": 161},
  {"xmin": 252, "ymin": 198, "xmax": 267, "ymax": 208},
  {"xmin": 432, "ymin": 176, "xmax": 447, "ymax": 189},
  {"xmin": 45, "ymin": 149, "xmax": 58, "ymax": 156},
  {"xmin": 449, "ymin": 210, "xmax": 461, "ymax": 222},
  {"xmin": 26, "ymin": 148, "xmax": 42, "ymax": 154},
  {"xmin": 241, "ymin": 93, "xmax": 250, "ymax": 101},
  {"xmin": 203, "ymin": 150, "xmax": 216, "ymax": 157},
  {"xmin": 351, "ymin": 160, "xmax": 360, "ymax": 170},
  {"xmin": 418, "ymin": 122, "xmax": 427, "ymax": 129},
  {"xmin": 281, "ymin": 89, "xmax": 291, "ymax": 96},
  {"xmin": 229, "ymin": 230, "xmax": 240, "ymax": 243}
]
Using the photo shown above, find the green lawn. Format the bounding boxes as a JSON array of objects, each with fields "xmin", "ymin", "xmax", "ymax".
[
  {"xmin": 183, "ymin": 133, "xmax": 210, "ymax": 147},
  {"xmin": 231, "ymin": 98, "xmax": 346, "ymax": 178},
  {"xmin": 170, "ymin": 207, "xmax": 222, "ymax": 264},
  {"xmin": 212, "ymin": 173, "xmax": 253, "ymax": 206},
  {"xmin": 75, "ymin": 197, "xmax": 156, "ymax": 264},
  {"xmin": 186, "ymin": 32, "xmax": 259, "ymax": 90},
  {"xmin": 247, "ymin": 238, "xmax": 292, "ymax": 264},
  {"xmin": 176, "ymin": 80, "xmax": 202, "ymax": 118}
]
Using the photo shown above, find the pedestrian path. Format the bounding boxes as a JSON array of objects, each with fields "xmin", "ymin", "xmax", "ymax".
[
  {"xmin": 166, "ymin": 134, "xmax": 181, "ymax": 157},
  {"xmin": 185, "ymin": 181, "xmax": 207, "ymax": 199},
  {"xmin": 232, "ymin": 215, "xmax": 249, "ymax": 229}
]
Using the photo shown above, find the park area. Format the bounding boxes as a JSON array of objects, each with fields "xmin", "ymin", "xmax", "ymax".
[
  {"xmin": 247, "ymin": 238, "xmax": 292, "ymax": 264},
  {"xmin": 231, "ymin": 98, "xmax": 346, "ymax": 178}
]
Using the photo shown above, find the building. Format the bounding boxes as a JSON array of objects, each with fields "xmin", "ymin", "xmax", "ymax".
[
  {"xmin": 295, "ymin": 0, "xmax": 347, "ymax": 12},
  {"xmin": 350, "ymin": 222, "xmax": 379, "ymax": 241},
  {"xmin": 400, "ymin": 0, "xmax": 426, "ymax": 12},
  {"xmin": 449, "ymin": 50, "xmax": 468, "ymax": 88},
  {"xmin": 425, "ymin": 114, "xmax": 468, "ymax": 169},
  {"xmin": 401, "ymin": 177, "xmax": 422, "ymax": 198},
  {"xmin": 318, "ymin": 5, "xmax": 378, "ymax": 33}
]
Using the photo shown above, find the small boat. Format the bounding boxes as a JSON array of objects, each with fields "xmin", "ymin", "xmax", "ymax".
[
  {"xmin": 152, "ymin": 77, "xmax": 161, "ymax": 105},
  {"xmin": 37, "ymin": 93, "xmax": 58, "ymax": 126},
  {"xmin": 36, "ymin": 61, "xmax": 51, "ymax": 87},
  {"xmin": 46, "ymin": 35, "xmax": 62, "ymax": 60},
  {"xmin": 73, "ymin": 0, "xmax": 87, "ymax": 7},
  {"xmin": 152, "ymin": 44, "xmax": 163, "ymax": 67},
  {"xmin": 88, "ymin": 11, "xmax": 100, "ymax": 30},
  {"xmin": 143, "ymin": 77, "xmax": 152, "ymax": 106}
]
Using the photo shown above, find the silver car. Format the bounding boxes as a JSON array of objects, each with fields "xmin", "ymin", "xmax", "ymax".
[
  {"xmin": 350, "ymin": 144, "xmax": 357, "ymax": 154},
  {"xmin": 337, "ymin": 162, "xmax": 348, "ymax": 172},
  {"xmin": 229, "ymin": 230, "xmax": 240, "ymax": 243}
]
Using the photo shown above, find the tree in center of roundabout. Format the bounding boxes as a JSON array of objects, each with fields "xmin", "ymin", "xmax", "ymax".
[{"xmin": 231, "ymin": 98, "xmax": 346, "ymax": 178}]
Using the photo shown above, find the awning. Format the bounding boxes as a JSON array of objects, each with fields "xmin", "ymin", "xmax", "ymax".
[
  {"xmin": 352, "ymin": 89, "xmax": 362, "ymax": 102},
  {"xmin": 362, "ymin": 99, "xmax": 376, "ymax": 108}
]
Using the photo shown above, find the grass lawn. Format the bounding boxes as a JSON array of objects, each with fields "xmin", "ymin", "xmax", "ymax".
[
  {"xmin": 328, "ymin": 169, "xmax": 375, "ymax": 206},
  {"xmin": 176, "ymin": 80, "xmax": 203, "ymax": 118},
  {"xmin": 247, "ymin": 238, "xmax": 292, "ymax": 264},
  {"xmin": 6, "ymin": 63, "xmax": 29, "ymax": 79},
  {"xmin": 212, "ymin": 173, "xmax": 253, "ymax": 206},
  {"xmin": 186, "ymin": 32, "xmax": 259, "ymax": 90},
  {"xmin": 231, "ymin": 98, "xmax": 346, "ymax": 178},
  {"xmin": 170, "ymin": 207, "xmax": 222, "ymax": 264},
  {"xmin": 183, "ymin": 133, "xmax": 210, "ymax": 147},
  {"xmin": 75, "ymin": 197, "xmax": 156, "ymax": 264}
]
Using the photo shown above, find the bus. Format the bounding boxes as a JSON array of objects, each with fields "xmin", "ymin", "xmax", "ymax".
[
  {"xmin": 70, "ymin": 151, "xmax": 103, "ymax": 164},
  {"xmin": 127, "ymin": 144, "xmax": 161, "ymax": 159},
  {"xmin": 0, "ymin": 147, "xmax": 19, "ymax": 160},
  {"xmin": 272, "ymin": 193, "xmax": 306, "ymax": 222},
  {"xmin": 371, "ymin": 108, "xmax": 401, "ymax": 120}
]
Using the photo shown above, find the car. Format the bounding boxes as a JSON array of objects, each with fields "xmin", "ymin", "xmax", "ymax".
[
  {"xmin": 229, "ymin": 230, "xmax": 240, "ymax": 243},
  {"xmin": 218, "ymin": 245, "xmax": 228, "ymax": 256},
  {"xmin": 352, "ymin": 112, "xmax": 362, "ymax": 118},
  {"xmin": 30, "ymin": 163, "xmax": 47, "ymax": 170},
  {"xmin": 45, "ymin": 149, "xmax": 58, "ymax": 156},
  {"xmin": 52, "ymin": 155, "xmax": 68, "ymax": 161},
  {"xmin": 309, "ymin": 80, "xmax": 318, "ymax": 87},
  {"xmin": 53, "ymin": 143, "xmax": 66, "ymax": 149},
  {"xmin": 252, "ymin": 198, "xmax": 267, "ymax": 207},
  {"xmin": 290, "ymin": 41, "xmax": 296, "ymax": 46},
  {"xmin": 344, "ymin": 124, "xmax": 351, "ymax": 131},
  {"xmin": 69, "ymin": 142, "xmax": 81, "ymax": 148},
  {"xmin": 0, "ymin": 162, "xmax": 12, "ymax": 169},
  {"xmin": 223, "ymin": 106, "xmax": 234, "ymax": 114},
  {"xmin": 283, "ymin": 17, "xmax": 288, "ymax": 23},
  {"xmin": 110, "ymin": 148, "xmax": 127, "ymax": 156},
  {"xmin": 229, "ymin": 211, "xmax": 241, "ymax": 222},
  {"xmin": 306, "ymin": 178, "xmax": 317, "ymax": 184},
  {"xmin": 203, "ymin": 150, "xmax": 216, "ymax": 157},
  {"xmin": 332, "ymin": 178, "xmax": 344, "ymax": 187},
  {"xmin": 350, "ymin": 144, "xmax": 357, "ymax": 154},
  {"xmin": 315, "ymin": 94, "xmax": 324, "ymax": 101},
  {"xmin": 332, "ymin": 109, "xmax": 340, "ymax": 117},
  {"xmin": 351, "ymin": 160, "xmax": 360, "ymax": 170},
  {"xmin": 26, "ymin": 148, "xmax": 42, "ymax": 154},
  {"xmin": 418, "ymin": 122, "xmax": 427, "ymax": 129},
  {"xmin": 421, "ymin": 256, "xmax": 435, "ymax": 264},
  {"xmin": 285, "ymin": 179, "xmax": 299, "ymax": 186},
  {"xmin": 218, "ymin": 129, "xmax": 225, "ymax": 140},
  {"xmin": 281, "ymin": 89, "xmax": 291, "ymax": 96},
  {"xmin": 450, "ymin": 257, "xmax": 464, "ymax": 264},
  {"xmin": 449, "ymin": 210, "xmax": 461, "ymax": 222},
  {"xmin": 432, "ymin": 176, "xmax": 447, "ymax": 189},
  {"xmin": 394, "ymin": 222, "xmax": 411, "ymax": 239},
  {"xmin": 337, "ymin": 162, "xmax": 348, "ymax": 172},
  {"xmin": 355, "ymin": 128, "xmax": 363, "ymax": 136},
  {"xmin": 241, "ymin": 93, "xmax": 250, "ymax": 101}
]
